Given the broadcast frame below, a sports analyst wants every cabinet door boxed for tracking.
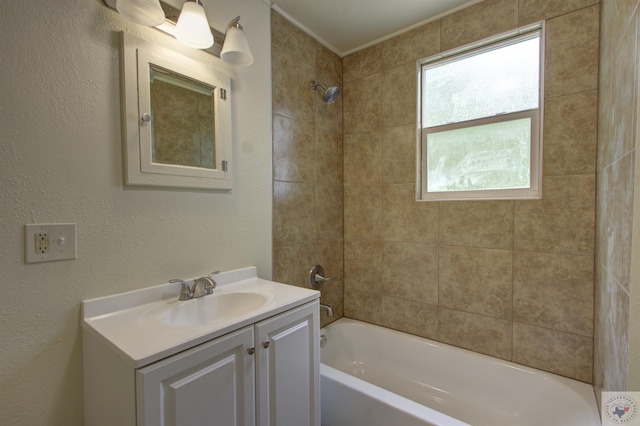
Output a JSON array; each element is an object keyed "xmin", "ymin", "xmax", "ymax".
[
  {"xmin": 137, "ymin": 326, "xmax": 255, "ymax": 426},
  {"xmin": 255, "ymin": 301, "xmax": 320, "ymax": 426}
]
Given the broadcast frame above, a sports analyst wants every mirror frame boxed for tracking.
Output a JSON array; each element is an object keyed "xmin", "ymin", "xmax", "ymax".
[{"xmin": 121, "ymin": 32, "xmax": 232, "ymax": 190}]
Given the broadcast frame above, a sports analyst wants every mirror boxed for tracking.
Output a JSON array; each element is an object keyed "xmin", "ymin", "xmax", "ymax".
[
  {"xmin": 121, "ymin": 32, "xmax": 232, "ymax": 190},
  {"xmin": 150, "ymin": 65, "xmax": 216, "ymax": 170}
]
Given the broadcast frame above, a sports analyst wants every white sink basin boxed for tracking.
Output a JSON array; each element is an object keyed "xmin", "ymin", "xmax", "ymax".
[
  {"xmin": 159, "ymin": 292, "xmax": 271, "ymax": 326},
  {"xmin": 82, "ymin": 267, "xmax": 320, "ymax": 367}
]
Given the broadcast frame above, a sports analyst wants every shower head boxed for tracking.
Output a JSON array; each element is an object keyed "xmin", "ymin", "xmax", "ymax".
[{"xmin": 311, "ymin": 80, "xmax": 341, "ymax": 105}]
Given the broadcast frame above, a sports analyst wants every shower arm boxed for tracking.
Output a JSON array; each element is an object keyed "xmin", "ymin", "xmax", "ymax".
[{"xmin": 311, "ymin": 81, "xmax": 327, "ymax": 91}]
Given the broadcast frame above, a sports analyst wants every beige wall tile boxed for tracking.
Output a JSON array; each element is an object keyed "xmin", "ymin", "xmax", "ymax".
[
  {"xmin": 344, "ymin": 185, "xmax": 383, "ymax": 239},
  {"xmin": 600, "ymin": 144, "xmax": 634, "ymax": 293},
  {"xmin": 545, "ymin": 5, "xmax": 600, "ymax": 98},
  {"xmin": 382, "ymin": 241, "xmax": 439, "ymax": 305},
  {"xmin": 382, "ymin": 124, "xmax": 417, "ymax": 184},
  {"xmin": 344, "ymin": 130, "xmax": 383, "ymax": 185},
  {"xmin": 273, "ymin": 181, "xmax": 316, "ymax": 247},
  {"xmin": 515, "ymin": 174, "xmax": 595, "ymax": 255},
  {"xmin": 440, "ymin": 201, "xmax": 514, "ymax": 249},
  {"xmin": 514, "ymin": 251, "xmax": 594, "ymax": 336},
  {"xmin": 344, "ymin": 239, "xmax": 384, "ymax": 294},
  {"xmin": 317, "ymin": 239, "xmax": 345, "ymax": 326},
  {"xmin": 439, "ymin": 246, "xmax": 513, "ymax": 319},
  {"xmin": 603, "ymin": 16, "xmax": 638, "ymax": 167},
  {"xmin": 317, "ymin": 240, "xmax": 344, "ymax": 284},
  {"xmin": 271, "ymin": 10, "xmax": 316, "ymax": 66},
  {"xmin": 513, "ymin": 323, "xmax": 593, "ymax": 382},
  {"xmin": 343, "ymin": 44, "xmax": 382, "ymax": 82},
  {"xmin": 273, "ymin": 114, "xmax": 315, "ymax": 183},
  {"xmin": 344, "ymin": 73, "xmax": 382, "ymax": 134},
  {"xmin": 382, "ymin": 21, "xmax": 440, "ymax": 68},
  {"xmin": 518, "ymin": 0, "xmax": 599, "ymax": 24},
  {"xmin": 593, "ymin": 263, "xmax": 606, "ymax": 395},
  {"xmin": 382, "ymin": 64, "xmax": 417, "ymax": 128},
  {"xmin": 381, "ymin": 296, "xmax": 438, "ymax": 339},
  {"xmin": 344, "ymin": 289, "xmax": 382, "ymax": 324},
  {"xmin": 316, "ymin": 239, "xmax": 344, "ymax": 282},
  {"xmin": 601, "ymin": 0, "xmax": 638, "ymax": 51},
  {"xmin": 316, "ymin": 184, "xmax": 344, "ymax": 242},
  {"xmin": 382, "ymin": 184, "xmax": 439, "ymax": 243},
  {"xmin": 439, "ymin": 308, "xmax": 512, "ymax": 360},
  {"xmin": 272, "ymin": 12, "xmax": 344, "ymax": 327},
  {"xmin": 316, "ymin": 126, "xmax": 343, "ymax": 185},
  {"xmin": 441, "ymin": 0, "xmax": 518, "ymax": 51},
  {"xmin": 315, "ymin": 89, "xmax": 343, "ymax": 131},
  {"xmin": 273, "ymin": 244, "xmax": 315, "ymax": 288},
  {"xmin": 594, "ymin": 264, "xmax": 630, "ymax": 391},
  {"xmin": 595, "ymin": 0, "xmax": 638, "ymax": 396},
  {"xmin": 544, "ymin": 90, "xmax": 598, "ymax": 175},
  {"xmin": 272, "ymin": 44, "xmax": 315, "ymax": 122},
  {"xmin": 316, "ymin": 43, "xmax": 342, "ymax": 82}
]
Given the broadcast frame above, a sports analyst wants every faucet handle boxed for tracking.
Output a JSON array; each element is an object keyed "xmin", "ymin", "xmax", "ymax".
[
  {"xmin": 170, "ymin": 279, "xmax": 193, "ymax": 301},
  {"xmin": 308, "ymin": 265, "xmax": 336, "ymax": 290},
  {"xmin": 204, "ymin": 271, "xmax": 220, "ymax": 295}
]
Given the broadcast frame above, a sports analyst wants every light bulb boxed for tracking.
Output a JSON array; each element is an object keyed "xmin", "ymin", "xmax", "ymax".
[{"xmin": 174, "ymin": 1, "xmax": 214, "ymax": 49}]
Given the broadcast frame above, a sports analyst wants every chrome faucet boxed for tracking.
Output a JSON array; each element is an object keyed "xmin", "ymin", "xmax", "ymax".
[
  {"xmin": 170, "ymin": 271, "xmax": 219, "ymax": 301},
  {"xmin": 319, "ymin": 303, "xmax": 334, "ymax": 317}
]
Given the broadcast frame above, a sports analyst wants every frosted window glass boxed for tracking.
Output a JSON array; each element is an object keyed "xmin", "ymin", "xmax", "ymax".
[
  {"xmin": 423, "ymin": 37, "xmax": 539, "ymax": 128},
  {"xmin": 427, "ymin": 118, "xmax": 531, "ymax": 192}
]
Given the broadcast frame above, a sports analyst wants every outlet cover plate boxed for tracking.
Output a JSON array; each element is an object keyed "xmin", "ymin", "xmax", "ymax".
[{"xmin": 25, "ymin": 223, "xmax": 77, "ymax": 263}]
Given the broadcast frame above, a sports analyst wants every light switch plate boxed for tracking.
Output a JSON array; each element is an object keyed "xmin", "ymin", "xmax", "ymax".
[{"xmin": 25, "ymin": 223, "xmax": 77, "ymax": 263}]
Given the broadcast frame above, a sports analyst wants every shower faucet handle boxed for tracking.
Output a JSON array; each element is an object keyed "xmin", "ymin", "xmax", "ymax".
[{"xmin": 308, "ymin": 264, "xmax": 336, "ymax": 290}]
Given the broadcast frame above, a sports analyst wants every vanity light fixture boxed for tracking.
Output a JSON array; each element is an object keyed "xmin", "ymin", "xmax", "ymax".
[
  {"xmin": 220, "ymin": 17, "xmax": 254, "ymax": 67},
  {"xmin": 115, "ymin": 0, "xmax": 165, "ymax": 26},
  {"xmin": 174, "ymin": 0, "xmax": 214, "ymax": 49},
  {"xmin": 104, "ymin": 0, "xmax": 254, "ymax": 66}
]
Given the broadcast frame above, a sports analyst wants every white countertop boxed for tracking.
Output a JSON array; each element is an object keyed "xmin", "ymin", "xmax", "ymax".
[{"xmin": 82, "ymin": 267, "xmax": 319, "ymax": 368}]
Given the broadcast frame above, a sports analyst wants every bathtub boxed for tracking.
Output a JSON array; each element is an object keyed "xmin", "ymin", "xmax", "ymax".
[{"xmin": 320, "ymin": 318, "xmax": 600, "ymax": 426}]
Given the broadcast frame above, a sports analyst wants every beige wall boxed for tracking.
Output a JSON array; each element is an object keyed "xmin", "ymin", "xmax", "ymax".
[
  {"xmin": 0, "ymin": 0, "xmax": 273, "ymax": 424},
  {"xmin": 341, "ymin": 0, "xmax": 599, "ymax": 383},
  {"xmin": 271, "ymin": 12, "xmax": 345, "ymax": 327},
  {"xmin": 595, "ymin": 0, "xmax": 640, "ymax": 399}
]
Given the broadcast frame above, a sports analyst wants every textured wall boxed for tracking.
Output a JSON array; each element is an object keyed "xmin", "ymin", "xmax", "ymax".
[
  {"xmin": 0, "ymin": 0, "xmax": 272, "ymax": 424},
  {"xmin": 342, "ymin": 0, "xmax": 599, "ymax": 383},
  {"xmin": 271, "ymin": 12, "xmax": 344, "ymax": 328},
  {"xmin": 595, "ymin": 0, "xmax": 640, "ymax": 400}
]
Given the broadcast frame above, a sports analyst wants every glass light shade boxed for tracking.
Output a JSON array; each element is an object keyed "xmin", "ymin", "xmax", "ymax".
[
  {"xmin": 116, "ymin": 0, "xmax": 165, "ymax": 26},
  {"xmin": 174, "ymin": 1, "xmax": 214, "ymax": 49},
  {"xmin": 220, "ymin": 26, "xmax": 254, "ymax": 66}
]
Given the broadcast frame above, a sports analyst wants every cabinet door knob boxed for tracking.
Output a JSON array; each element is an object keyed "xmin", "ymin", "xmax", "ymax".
[
  {"xmin": 247, "ymin": 347, "xmax": 255, "ymax": 355},
  {"xmin": 262, "ymin": 341, "xmax": 270, "ymax": 349}
]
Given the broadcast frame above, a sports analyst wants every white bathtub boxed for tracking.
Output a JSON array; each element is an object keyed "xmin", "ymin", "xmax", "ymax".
[{"xmin": 320, "ymin": 318, "xmax": 600, "ymax": 426}]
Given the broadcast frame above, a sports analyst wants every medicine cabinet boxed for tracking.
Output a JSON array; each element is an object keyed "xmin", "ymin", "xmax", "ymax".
[{"xmin": 121, "ymin": 32, "xmax": 232, "ymax": 190}]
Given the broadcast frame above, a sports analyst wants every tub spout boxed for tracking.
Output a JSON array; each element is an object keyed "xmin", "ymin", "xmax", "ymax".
[{"xmin": 320, "ymin": 303, "xmax": 334, "ymax": 317}]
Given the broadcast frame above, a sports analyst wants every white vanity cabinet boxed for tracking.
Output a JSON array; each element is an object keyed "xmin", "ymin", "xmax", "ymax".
[
  {"xmin": 136, "ymin": 326, "xmax": 255, "ymax": 426},
  {"xmin": 255, "ymin": 302, "xmax": 320, "ymax": 426},
  {"xmin": 136, "ymin": 302, "xmax": 320, "ymax": 426},
  {"xmin": 82, "ymin": 267, "xmax": 320, "ymax": 426}
]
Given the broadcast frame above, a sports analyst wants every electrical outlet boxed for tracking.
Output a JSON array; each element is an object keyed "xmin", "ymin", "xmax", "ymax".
[
  {"xmin": 35, "ymin": 232, "xmax": 50, "ymax": 254},
  {"xmin": 25, "ymin": 223, "xmax": 77, "ymax": 264}
]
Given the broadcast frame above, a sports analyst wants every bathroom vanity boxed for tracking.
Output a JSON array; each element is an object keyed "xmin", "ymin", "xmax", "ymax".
[{"xmin": 82, "ymin": 267, "xmax": 320, "ymax": 426}]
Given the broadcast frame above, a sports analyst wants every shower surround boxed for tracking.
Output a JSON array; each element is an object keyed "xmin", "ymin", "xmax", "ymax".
[
  {"xmin": 271, "ymin": 11, "xmax": 344, "ymax": 328},
  {"xmin": 272, "ymin": 0, "xmax": 600, "ymax": 383}
]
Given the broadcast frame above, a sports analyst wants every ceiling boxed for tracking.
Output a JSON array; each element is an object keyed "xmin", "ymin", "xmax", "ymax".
[{"xmin": 266, "ymin": 0, "xmax": 480, "ymax": 57}]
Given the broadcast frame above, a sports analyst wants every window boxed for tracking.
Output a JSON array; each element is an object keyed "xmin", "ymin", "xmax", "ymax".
[{"xmin": 417, "ymin": 24, "xmax": 544, "ymax": 201}]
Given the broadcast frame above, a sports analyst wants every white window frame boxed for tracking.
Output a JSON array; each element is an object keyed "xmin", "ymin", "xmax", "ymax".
[{"xmin": 416, "ymin": 22, "xmax": 545, "ymax": 202}]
